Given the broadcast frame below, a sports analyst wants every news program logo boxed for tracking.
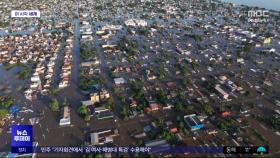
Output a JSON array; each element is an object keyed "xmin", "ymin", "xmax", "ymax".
[
  {"xmin": 11, "ymin": 125, "xmax": 33, "ymax": 153},
  {"xmin": 247, "ymin": 10, "xmax": 270, "ymax": 23}
]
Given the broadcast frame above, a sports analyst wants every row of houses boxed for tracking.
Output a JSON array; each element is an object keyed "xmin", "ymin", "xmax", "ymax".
[
  {"xmin": 80, "ymin": 18, "xmax": 93, "ymax": 41},
  {"xmin": 0, "ymin": 32, "xmax": 68, "ymax": 101},
  {"xmin": 81, "ymin": 88, "xmax": 110, "ymax": 106},
  {"xmin": 24, "ymin": 50, "xmax": 60, "ymax": 99},
  {"xmin": 59, "ymin": 37, "xmax": 73, "ymax": 89},
  {"xmin": 0, "ymin": 33, "xmax": 62, "ymax": 65},
  {"xmin": 21, "ymin": 33, "xmax": 74, "ymax": 99}
]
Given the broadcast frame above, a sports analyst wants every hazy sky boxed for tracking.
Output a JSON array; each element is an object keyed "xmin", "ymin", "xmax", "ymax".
[{"xmin": 222, "ymin": 0, "xmax": 280, "ymax": 11}]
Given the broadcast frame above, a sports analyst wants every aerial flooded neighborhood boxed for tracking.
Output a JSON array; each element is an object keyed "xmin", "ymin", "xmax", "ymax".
[{"xmin": 0, "ymin": 0, "xmax": 280, "ymax": 157}]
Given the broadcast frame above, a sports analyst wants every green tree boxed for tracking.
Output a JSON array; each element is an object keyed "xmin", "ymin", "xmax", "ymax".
[
  {"xmin": 80, "ymin": 44, "xmax": 92, "ymax": 61},
  {"xmin": 63, "ymin": 97, "xmax": 69, "ymax": 106},
  {"xmin": 0, "ymin": 98, "xmax": 13, "ymax": 108},
  {"xmin": 50, "ymin": 99, "xmax": 59, "ymax": 112},
  {"xmin": 219, "ymin": 104, "xmax": 225, "ymax": 112},
  {"xmin": 243, "ymin": 42, "xmax": 252, "ymax": 53},
  {"xmin": 192, "ymin": 34, "xmax": 202, "ymax": 42},
  {"xmin": 0, "ymin": 109, "xmax": 8, "ymax": 119},
  {"xmin": 179, "ymin": 121, "xmax": 185, "ymax": 129},
  {"xmin": 162, "ymin": 130, "xmax": 172, "ymax": 141},
  {"xmin": 186, "ymin": 105, "xmax": 194, "ymax": 112},
  {"xmin": 182, "ymin": 66, "xmax": 190, "ymax": 78},
  {"xmin": 104, "ymin": 97, "xmax": 113, "ymax": 110},
  {"xmin": 84, "ymin": 114, "xmax": 91, "ymax": 122},
  {"xmin": 157, "ymin": 117, "xmax": 164, "ymax": 127},
  {"xmin": 121, "ymin": 105, "xmax": 129, "ymax": 119},
  {"xmin": 217, "ymin": 121, "xmax": 228, "ymax": 130},
  {"xmin": 78, "ymin": 104, "xmax": 88, "ymax": 117},
  {"xmin": 174, "ymin": 103, "xmax": 183, "ymax": 111},
  {"xmin": 191, "ymin": 60, "xmax": 199, "ymax": 70},
  {"xmin": 204, "ymin": 104, "xmax": 214, "ymax": 115},
  {"xmin": 138, "ymin": 28, "xmax": 149, "ymax": 36},
  {"xmin": 17, "ymin": 68, "xmax": 30, "ymax": 79}
]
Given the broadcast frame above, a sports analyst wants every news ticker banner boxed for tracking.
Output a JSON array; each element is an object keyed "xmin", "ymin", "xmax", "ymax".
[
  {"xmin": 11, "ymin": 146, "xmax": 269, "ymax": 154},
  {"xmin": 223, "ymin": 146, "xmax": 269, "ymax": 154},
  {"xmin": 34, "ymin": 146, "xmax": 268, "ymax": 154},
  {"xmin": 10, "ymin": 125, "xmax": 268, "ymax": 155}
]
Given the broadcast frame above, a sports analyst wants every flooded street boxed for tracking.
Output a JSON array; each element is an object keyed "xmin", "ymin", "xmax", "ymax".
[
  {"xmin": 0, "ymin": 0, "xmax": 279, "ymax": 157},
  {"xmin": 0, "ymin": 2, "xmax": 116, "ymax": 153},
  {"xmin": 0, "ymin": 18, "xmax": 88, "ymax": 153}
]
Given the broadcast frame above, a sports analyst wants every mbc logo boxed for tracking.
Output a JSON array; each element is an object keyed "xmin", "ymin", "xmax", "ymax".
[{"xmin": 248, "ymin": 10, "xmax": 269, "ymax": 18}]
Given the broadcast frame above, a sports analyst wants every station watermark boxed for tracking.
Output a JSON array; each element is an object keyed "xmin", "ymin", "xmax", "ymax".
[{"xmin": 247, "ymin": 10, "xmax": 270, "ymax": 23}]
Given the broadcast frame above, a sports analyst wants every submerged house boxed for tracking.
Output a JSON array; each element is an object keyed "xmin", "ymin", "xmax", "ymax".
[
  {"xmin": 59, "ymin": 106, "xmax": 71, "ymax": 126},
  {"xmin": 184, "ymin": 114, "xmax": 204, "ymax": 131}
]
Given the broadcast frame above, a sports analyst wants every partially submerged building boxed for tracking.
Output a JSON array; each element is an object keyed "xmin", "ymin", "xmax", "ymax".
[
  {"xmin": 184, "ymin": 114, "xmax": 204, "ymax": 131},
  {"xmin": 59, "ymin": 106, "xmax": 71, "ymax": 126}
]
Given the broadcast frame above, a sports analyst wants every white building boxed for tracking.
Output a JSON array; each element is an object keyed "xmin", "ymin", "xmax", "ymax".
[
  {"xmin": 215, "ymin": 84, "xmax": 229, "ymax": 100},
  {"xmin": 125, "ymin": 19, "xmax": 147, "ymax": 27},
  {"xmin": 114, "ymin": 77, "xmax": 125, "ymax": 85}
]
